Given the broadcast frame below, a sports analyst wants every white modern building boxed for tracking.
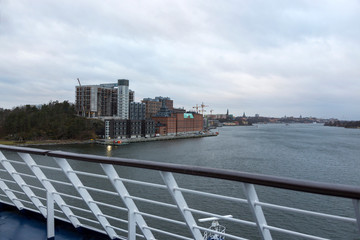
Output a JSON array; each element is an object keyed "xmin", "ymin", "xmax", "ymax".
[{"xmin": 117, "ymin": 79, "xmax": 129, "ymax": 119}]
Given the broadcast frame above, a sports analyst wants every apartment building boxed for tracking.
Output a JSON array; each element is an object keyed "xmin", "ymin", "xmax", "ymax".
[
  {"xmin": 142, "ymin": 96, "xmax": 173, "ymax": 119},
  {"xmin": 75, "ymin": 79, "xmax": 131, "ymax": 119}
]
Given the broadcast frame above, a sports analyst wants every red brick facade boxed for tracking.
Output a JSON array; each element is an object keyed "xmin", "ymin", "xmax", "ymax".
[{"xmin": 152, "ymin": 113, "xmax": 203, "ymax": 135}]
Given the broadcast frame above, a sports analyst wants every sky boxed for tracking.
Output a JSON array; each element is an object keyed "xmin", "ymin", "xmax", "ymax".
[{"xmin": 0, "ymin": 0, "xmax": 359, "ymax": 120}]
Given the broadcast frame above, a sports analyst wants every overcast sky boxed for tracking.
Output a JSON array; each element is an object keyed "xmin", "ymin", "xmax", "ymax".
[{"xmin": 1, "ymin": 0, "xmax": 359, "ymax": 119}]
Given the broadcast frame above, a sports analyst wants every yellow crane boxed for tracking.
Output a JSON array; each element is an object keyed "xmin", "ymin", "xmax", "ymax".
[
  {"xmin": 193, "ymin": 104, "xmax": 200, "ymax": 113},
  {"xmin": 199, "ymin": 102, "xmax": 209, "ymax": 115}
]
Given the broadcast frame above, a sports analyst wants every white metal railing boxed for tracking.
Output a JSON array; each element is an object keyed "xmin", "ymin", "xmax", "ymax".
[{"xmin": 0, "ymin": 144, "xmax": 359, "ymax": 240}]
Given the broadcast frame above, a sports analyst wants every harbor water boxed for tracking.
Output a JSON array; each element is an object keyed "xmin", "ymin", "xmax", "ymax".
[{"xmin": 38, "ymin": 124, "xmax": 360, "ymax": 239}]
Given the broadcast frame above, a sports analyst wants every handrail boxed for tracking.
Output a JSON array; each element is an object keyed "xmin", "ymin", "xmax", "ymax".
[
  {"xmin": 1, "ymin": 144, "xmax": 360, "ymax": 239},
  {"xmin": 1, "ymin": 144, "xmax": 360, "ymax": 200}
]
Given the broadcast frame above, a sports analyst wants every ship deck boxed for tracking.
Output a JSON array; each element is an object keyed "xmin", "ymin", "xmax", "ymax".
[{"xmin": 0, "ymin": 203, "xmax": 110, "ymax": 240}]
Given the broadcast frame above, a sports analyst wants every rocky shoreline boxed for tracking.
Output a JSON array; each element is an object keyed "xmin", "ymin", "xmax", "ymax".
[{"xmin": 324, "ymin": 121, "xmax": 360, "ymax": 129}]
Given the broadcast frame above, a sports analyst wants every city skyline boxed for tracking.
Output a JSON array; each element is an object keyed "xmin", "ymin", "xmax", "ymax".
[{"xmin": 1, "ymin": 1, "xmax": 360, "ymax": 120}]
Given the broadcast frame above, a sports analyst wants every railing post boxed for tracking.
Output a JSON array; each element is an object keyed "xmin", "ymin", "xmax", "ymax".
[
  {"xmin": 101, "ymin": 163, "xmax": 155, "ymax": 240},
  {"xmin": 353, "ymin": 199, "xmax": 360, "ymax": 233},
  {"xmin": 54, "ymin": 158, "xmax": 117, "ymax": 239},
  {"xmin": 19, "ymin": 152, "xmax": 81, "ymax": 228},
  {"xmin": 243, "ymin": 183, "xmax": 272, "ymax": 240},
  {"xmin": 47, "ymin": 191, "xmax": 55, "ymax": 240},
  {"xmin": 128, "ymin": 208, "xmax": 136, "ymax": 240},
  {"xmin": 160, "ymin": 171, "xmax": 203, "ymax": 240}
]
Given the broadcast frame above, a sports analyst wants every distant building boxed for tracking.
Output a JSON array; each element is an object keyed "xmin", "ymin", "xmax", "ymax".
[
  {"xmin": 75, "ymin": 79, "xmax": 132, "ymax": 119},
  {"xmin": 154, "ymin": 101, "xmax": 172, "ymax": 117},
  {"xmin": 172, "ymin": 108, "xmax": 186, "ymax": 114},
  {"xmin": 154, "ymin": 96, "xmax": 173, "ymax": 110},
  {"xmin": 152, "ymin": 112, "xmax": 203, "ymax": 136},
  {"xmin": 104, "ymin": 118, "xmax": 128, "ymax": 139},
  {"xmin": 142, "ymin": 96, "xmax": 173, "ymax": 119},
  {"xmin": 104, "ymin": 118, "xmax": 155, "ymax": 139},
  {"xmin": 142, "ymin": 98, "xmax": 162, "ymax": 119},
  {"xmin": 75, "ymin": 85, "xmax": 117, "ymax": 117},
  {"xmin": 153, "ymin": 115, "xmax": 177, "ymax": 135},
  {"xmin": 142, "ymin": 120, "xmax": 155, "ymax": 138},
  {"xmin": 175, "ymin": 112, "xmax": 203, "ymax": 134},
  {"xmin": 117, "ymin": 79, "xmax": 129, "ymax": 119},
  {"xmin": 129, "ymin": 102, "xmax": 146, "ymax": 120},
  {"xmin": 129, "ymin": 90, "xmax": 135, "ymax": 103},
  {"xmin": 128, "ymin": 120, "xmax": 142, "ymax": 138}
]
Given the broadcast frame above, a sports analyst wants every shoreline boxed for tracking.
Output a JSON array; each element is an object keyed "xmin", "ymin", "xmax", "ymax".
[
  {"xmin": 0, "ymin": 139, "xmax": 93, "ymax": 147},
  {"xmin": 0, "ymin": 132, "xmax": 218, "ymax": 147},
  {"xmin": 97, "ymin": 132, "xmax": 218, "ymax": 145}
]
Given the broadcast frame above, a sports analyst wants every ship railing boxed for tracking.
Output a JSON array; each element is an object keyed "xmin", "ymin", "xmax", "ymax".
[{"xmin": 0, "ymin": 144, "xmax": 359, "ymax": 240}]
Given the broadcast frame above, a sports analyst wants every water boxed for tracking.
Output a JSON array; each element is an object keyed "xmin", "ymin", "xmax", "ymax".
[
  {"xmin": 43, "ymin": 123, "xmax": 360, "ymax": 185},
  {"xmin": 37, "ymin": 124, "xmax": 360, "ymax": 239}
]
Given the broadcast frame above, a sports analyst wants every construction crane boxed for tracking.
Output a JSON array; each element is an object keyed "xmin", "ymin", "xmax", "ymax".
[
  {"xmin": 77, "ymin": 78, "xmax": 85, "ymax": 117},
  {"xmin": 193, "ymin": 104, "xmax": 200, "ymax": 113},
  {"xmin": 199, "ymin": 102, "xmax": 209, "ymax": 115}
]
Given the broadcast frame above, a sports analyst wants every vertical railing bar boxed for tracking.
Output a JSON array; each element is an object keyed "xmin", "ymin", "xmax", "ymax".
[
  {"xmin": 128, "ymin": 208, "xmax": 136, "ymax": 240},
  {"xmin": 47, "ymin": 191, "xmax": 55, "ymax": 240},
  {"xmin": 243, "ymin": 183, "xmax": 272, "ymax": 240},
  {"xmin": 101, "ymin": 163, "xmax": 155, "ymax": 240},
  {"xmin": 353, "ymin": 199, "xmax": 360, "ymax": 233},
  {"xmin": 19, "ymin": 153, "xmax": 81, "ymax": 228},
  {"xmin": 160, "ymin": 171, "xmax": 203, "ymax": 240},
  {"xmin": 55, "ymin": 157, "xmax": 117, "ymax": 239}
]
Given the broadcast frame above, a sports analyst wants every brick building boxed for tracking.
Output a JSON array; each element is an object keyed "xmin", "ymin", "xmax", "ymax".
[
  {"xmin": 175, "ymin": 112, "xmax": 203, "ymax": 134},
  {"xmin": 142, "ymin": 96, "xmax": 173, "ymax": 119},
  {"xmin": 152, "ymin": 112, "xmax": 203, "ymax": 136}
]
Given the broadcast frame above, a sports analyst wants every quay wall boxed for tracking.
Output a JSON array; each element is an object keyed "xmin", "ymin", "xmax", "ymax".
[{"xmin": 97, "ymin": 132, "xmax": 217, "ymax": 145}]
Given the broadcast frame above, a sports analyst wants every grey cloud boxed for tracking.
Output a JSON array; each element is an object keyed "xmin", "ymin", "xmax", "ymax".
[{"xmin": 0, "ymin": 0, "xmax": 359, "ymax": 119}]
